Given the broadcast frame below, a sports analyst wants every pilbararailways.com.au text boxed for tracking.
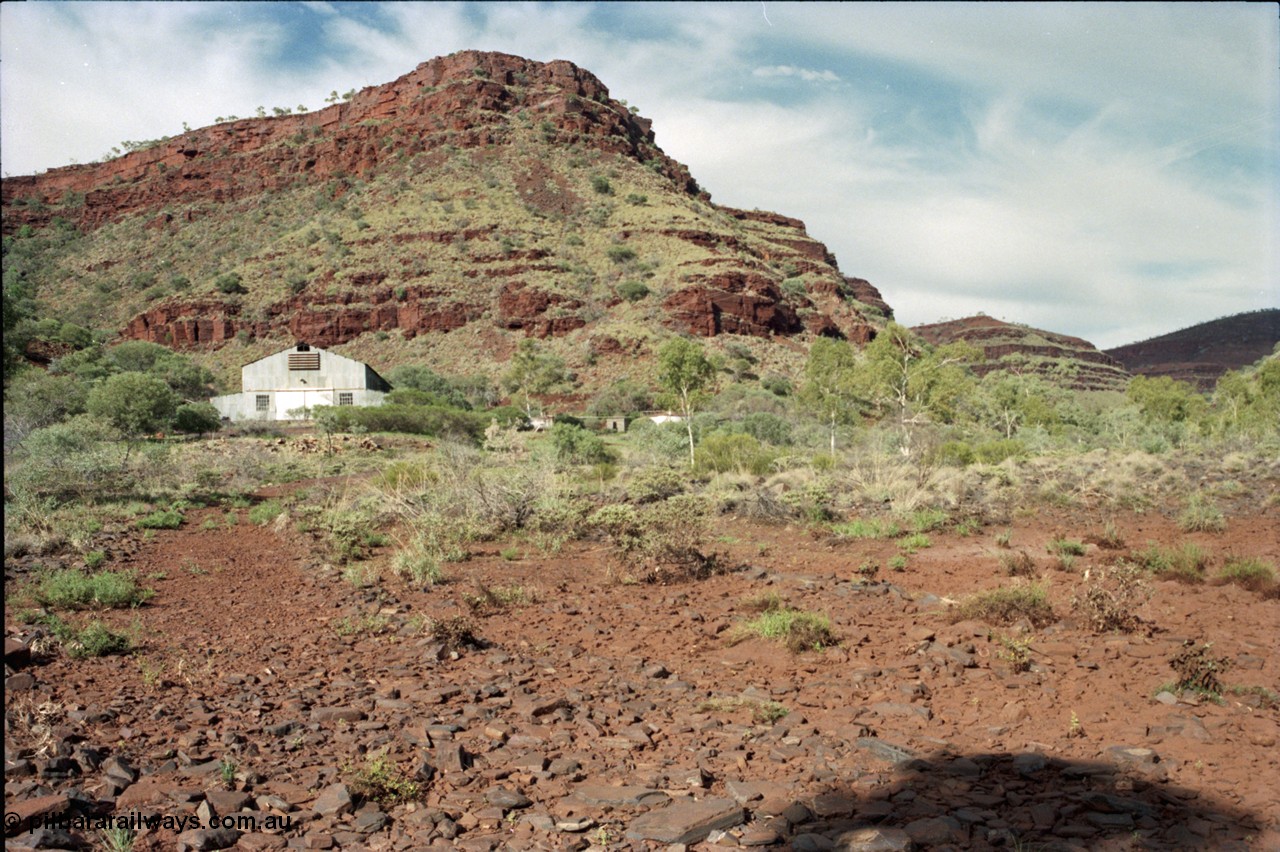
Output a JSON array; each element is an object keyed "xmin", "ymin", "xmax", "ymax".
[{"xmin": 5, "ymin": 810, "xmax": 294, "ymax": 834}]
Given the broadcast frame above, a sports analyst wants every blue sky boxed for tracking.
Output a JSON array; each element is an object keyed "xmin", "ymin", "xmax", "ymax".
[{"xmin": 2, "ymin": 2, "xmax": 1276, "ymax": 349}]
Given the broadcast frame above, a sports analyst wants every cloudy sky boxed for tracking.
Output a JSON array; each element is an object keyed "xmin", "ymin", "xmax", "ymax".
[{"xmin": 2, "ymin": 2, "xmax": 1276, "ymax": 348}]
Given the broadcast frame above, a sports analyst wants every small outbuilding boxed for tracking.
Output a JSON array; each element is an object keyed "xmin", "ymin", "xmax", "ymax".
[{"xmin": 210, "ymin": 343, "xmax": 391, "ymax": 421}]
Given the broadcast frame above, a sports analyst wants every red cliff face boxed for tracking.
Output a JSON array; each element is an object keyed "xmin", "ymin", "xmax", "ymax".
[
  {"xmin": 4, "ymin": 50, "xmax": 891, "ymax": 360},
  {"xmin": 1, "ymin": 50, "xmax": 700, "ymax": 234}
]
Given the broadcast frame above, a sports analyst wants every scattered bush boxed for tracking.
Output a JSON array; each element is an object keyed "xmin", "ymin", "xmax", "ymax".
[
  {"xmin": 697, "ymin": 696, "xmax": 789, "ymax": 725},
  {"xmin": 247, "ymin": 500, "xmax": 284, "ymax": 526},
  {"xmin": 137, "ymin": 508, "xmax": 183, "ymax": 529},
  {"xmin": 1178, "ymin": 492, "xmax": 1226, "ymax": 533},
  {"xmin": 739, "ymin": 591, "xmax": 784, "ymax": 614},
  {"xmin": 1138, "ymin": 542, "xmax": 1209, "ymax": 583},
  {"xmin": 606, "ymin": 245, "xmax": 636, "ymax": 263},
  {"xmin": 999, "ymin": 550, "xmax": 1038, "ymax": 577},
  {"xmin": 899, "ymin": 533, "xmax": 931, "ymax": 553},
  {"xmin": 1216, "ymin": 556, "xmax": 1276, "ymax": 592},
  {"xmin": 1071, "ymin": 566, "xmax": 1149, "ymax": 634},
  {"xmin": 591, "ymin": 494, "xmax": 712, "ymax": 581},
  {"xmin": 550, "ymin": 422, "xmax": 616, "ymax": 465},
  {"xmin": 952, "ymin": 582, "xmax": 1055, "ymax": 627},
  {"xmin": 347, "ymin": 754, "xmax": 423, "ymax": 805},
  {"xmin": 618, "ymin": 280, "xmax": 650, "ymax": 301},
  {"xmin": 36, "ymin": 614, "xmax": 134, "ymax": 659},
  {"xmin": 831, "ymin": 518, "xmax": 902, "ymax": 540},
  {"xmin": 1168, "ymin": 640, "xmax": 1230, "ymax": 697},
  {"xmin": 732, "ymin": 608, "xmax": 836, "ymax": 653},
  {"xmin": 30, "ymin": 569, "xmax": 154, "ymax": 609},
  {"xmin": 173, "ymin": 402, "xmax": 222, "ymax": 435},
  {"xmin": 426, "ymin": 616, "xmax": 481, "ymax": 653},
  {"xmin": 695, "ymin": 432, "xmax": 777, "ymax": 476}
]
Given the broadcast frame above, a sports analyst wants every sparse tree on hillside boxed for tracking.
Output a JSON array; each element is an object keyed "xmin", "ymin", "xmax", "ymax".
[
  {"xmin": 799, "ymin": 337, "xmax": 861, "ymax": 453},
  {"xmin": 657, "ymin": 337, "xmax": 715, "ymax": 466},
  {"xmin": 854, "ymin": 322, "xmax": 977, "ymax": 455},
  {"xmin": 502, "ymin": 339, "xmax": 567, "ymax": 418},
  {"xmin": 1126, "ymin": 375, "xmax": 1206, "ymax": 424}
]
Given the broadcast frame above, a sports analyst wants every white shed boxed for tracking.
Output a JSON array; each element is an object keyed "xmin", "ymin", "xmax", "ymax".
[{"xmin": 210, "ymin": 343, "xmax": 392, "ymax": 421}]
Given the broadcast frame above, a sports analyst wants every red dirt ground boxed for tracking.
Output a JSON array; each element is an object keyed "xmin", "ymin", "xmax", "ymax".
[{"xmin": 5, "ymin": 479, "xmax": 1279, "ymax": 851}]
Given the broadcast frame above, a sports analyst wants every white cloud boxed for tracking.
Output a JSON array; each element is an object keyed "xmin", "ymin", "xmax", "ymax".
[{"xmin": 752, "ymin": 65, "xmax": 840, "ymax": 83}]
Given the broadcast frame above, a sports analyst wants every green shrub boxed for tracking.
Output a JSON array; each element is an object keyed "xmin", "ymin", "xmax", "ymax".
[
  {"xmin": 65, "ymin": 620, "xmax": 134, "ymax": 658},
  {"xmin": 137, "ymin": 508, "xmax": 183, "ymax": 529},
  {"xmin": 347, "ymin": 754, "xmax": 423, "ymax": 806},
  {"xmin": 315, "ymin": 404, "xmax": 485, "ymax": 441},
  {"xmin": 590, "ymin": 494, "xmax": 711, "ymax": 580},
  {"xmin": 1216, "ymin": 556, "xmax": 1276, "ymax": 592},
  {"xmin": 733, "ymin": 609, "xmax": 836, "ymax": 653},
  {"xmin": 952, "ymin": 582, "xmax": 1055, "ymax": 627},
  {"xmin": 173, "ymin": 403, "xmax": 222, "ymax": 435},
  {"xmin": 84, "ymin": 550, "xmax": 107, "ymax": 569},
  {"xmin": 248, "ymin": 500, "xmax": 284, "ymax": 526},
  {"xmin": 1047, "ymin": 537, "xmax": 1086, "ymax": 557},
  {"xmin": 31, "ymin": 569, "xmax": 154, "ymax": 609},
  {"xmin": 623, "ymin": 467, "xmax": 686, "ymax": 503},
  {"xmin": 606, "ymin": 245, "xmax": 636, "ymax": 263},
  {"xmin": 87, "ymin": 372, "xmax": 178, "ymax": 439},
  {"xmin": 549, "ymin": 422, "xmax": 615, "ymax": 465},
  {"xmin": 1138, "ymin": 542, "xmax": 1209, "ymax": 583},
  {"xmin": 1178, "ymin": 492, "xmax": 1226, "ymax": 533},
  {"xmin": 618, "ymin": 280, "xmax": 650, "ymax": 301},
  {"xmin": 34, "ymin": 613, "xmax": 134, "ymax": 659},
  {"xmin": 590, "ymin": 175, "xmax": 613, "ymax": 195},
  {"xmin": 973, "ymin": 439, "xmax": 1026, "ymax": 465},
  {"xmin": 779, "ymin": 277, "xmax": 806, "ymax": 296},
  {"xmin": 907, "ymin": 508, "xmax": 948, "ymax": 533},
  {"xmin": 695, "ymin": 432, "xmax": 777, "ymax": 476},
  {"xmin": 214, "ymin": 272, "xmax": 247, "ymax": 294},
  {"xmin": 899, "ymin": 532, "xmax": 931, "ymax": 553}
]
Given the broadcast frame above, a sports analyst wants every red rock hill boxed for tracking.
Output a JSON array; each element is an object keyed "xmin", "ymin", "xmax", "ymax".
[
  {"xmin": 912, "ymin": 315, "xmax": 1129, "ymax": 392},
  {"xmin": 1105, "ymin": 309, "xmax": 1279, "ymax": 390},
  {"xmin": 2, "ymin": 51, "xmax": 889, "ymax": 373}
]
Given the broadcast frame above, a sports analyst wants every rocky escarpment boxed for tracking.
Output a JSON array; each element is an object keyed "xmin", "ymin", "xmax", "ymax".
[
  {"xmin": 913, "ymin": 316, "xmax": 1130, "ymax": 392},
  {"xmin": 1, "ymin": 50, "xmax": 699, "ymax": 234},
  {"xmin": 4, "ymin": 51, "xmax": 890, "ymax": 380},
  {"xmin": 1105, "ymin": 309, "xmax": 1279, "ymax": 390}
]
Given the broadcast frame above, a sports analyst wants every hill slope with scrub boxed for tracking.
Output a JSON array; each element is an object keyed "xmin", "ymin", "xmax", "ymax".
[{"xmin": 2, "ymin": 50, "xmax": 889, "ymax": 393}]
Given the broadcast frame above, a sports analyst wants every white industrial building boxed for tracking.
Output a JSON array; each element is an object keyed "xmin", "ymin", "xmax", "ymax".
[{"xmin": 210, "ymin": 343, "xmax": 392, "ymax": 421}]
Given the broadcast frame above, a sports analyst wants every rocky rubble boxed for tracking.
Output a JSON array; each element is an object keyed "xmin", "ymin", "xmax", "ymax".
[{"xmin": 5, "ymin": 499, "xmax": 1278, "ymax": 850}]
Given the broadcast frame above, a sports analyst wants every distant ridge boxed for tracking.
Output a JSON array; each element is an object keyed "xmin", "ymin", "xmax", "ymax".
[
  {"xmin": 1105, "ymin": 309, "xmax": 1279, "ymax": 390},
  {"xmin": 911, "ymin": 315, "xmax": 1129, "ymax": 392}
]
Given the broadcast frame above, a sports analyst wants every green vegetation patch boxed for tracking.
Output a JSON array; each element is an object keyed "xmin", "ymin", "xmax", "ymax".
[
  {"xmin": 1138, "ymin": 542, "xmax": 1210, "ymax": 583},
  {"xmin": 733, "ymin": 608, "xmax": 836, "ymax": 653},
  {"xmin": 30, "ymin": 568, "xmax": 155, "ymax": 610},
  {"xmin": 1216, "ymin": 556, "xmax": 1276, "ymax": 592},
  {"xmin": 952, "ymin": 582, "xmax": 1055, "ymax": 627},
  {"xmin": 247, "ymin": 499, "xmax": 284, "ymax": 526},
  {"xmin": 347, "ymin": 754, "xmax": 423, "ymax": 806}
]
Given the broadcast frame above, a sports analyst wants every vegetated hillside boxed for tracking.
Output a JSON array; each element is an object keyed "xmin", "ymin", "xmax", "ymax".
[
  {"xmin": 1105, "ymin": 309, "xmax": 1280, "ymax": 391},
  {"xmin": 911, "ymin": 315, "xmax": 1129, "ymax": 392},
  {"xmin": 1, "ymin": 50, "xmax": 890, "ymax": 392}
]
